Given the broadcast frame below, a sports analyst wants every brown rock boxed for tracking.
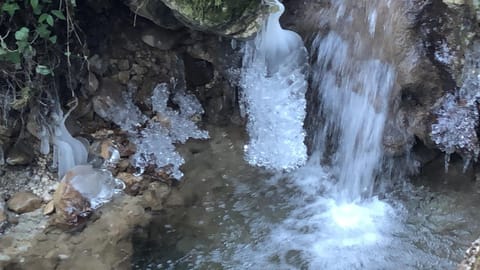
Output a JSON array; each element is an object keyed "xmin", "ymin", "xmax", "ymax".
[
  {"xmin": 117, "ymin": 172, "xmax": 145, "ymax": 195},
  {"xmin": 43, "ymin": 200, "xmax": 55, "ymax": 215},
  {"xmin": 53, "ymin": 178, "xmax": 92, "ymax": 225},
  {"xmin": 0, "ymin": 201, "xmax": 7, "ymax": 223},
  {"xmin": 7, "ymin": 192, "xmax": 42, "ymax": 213},
  {"xmin": 117, "ymin": 71, "xmax": 130, "ymax": 85}
]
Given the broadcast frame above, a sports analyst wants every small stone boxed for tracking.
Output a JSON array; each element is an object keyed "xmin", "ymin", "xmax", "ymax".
[
  {"xmin": 131, "ymin": 64, "xmax": 147, "ymax": 75},
  {"xmin": 88, "ymin": 72, "xmax": 99, "ymax": 95},
  {"xmin": 7, "ymin": 192, "xmax": 42, "ymax": 214},
  {"xmin": 0, "ymin": 201, "xmax": 7, "ymax": 224},
  {"xmin": 118, "ymin": 59, "xmax": 130, "ymax": 71},
  {"xmin": 53, "ymin": 180, "xmax": 91, "ymax": 226},
  {"xmin": 43, "ymin": 200, "xmax": 55, "ymax": 215},
  {"xmin": 117, "ymin": 71, "xmax": 130, "ymax": 85}
]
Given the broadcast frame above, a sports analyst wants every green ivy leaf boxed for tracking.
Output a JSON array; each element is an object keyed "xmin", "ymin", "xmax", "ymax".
[
  {"xmin": 36, "ymin": 24, "xmax": 51, "ymax": 39},
  {"xmin": 15, "ymin": 27, "xmax": 30, "ymax": 41},
  {"xmin": 51, "ymin": 10, "xmax": 66, "ymax": 20},
  {"xmin": 46, "ymin": 15, "xmax": 54, "ymax": 26},
  {"xmin": 49, "ymin": 35, "xmax": 57, "ymax": 44},
  {"xmin": 0, "ymin": 51, "xmax": 21, "ymax": 64},
  {"xmin": 30, "ymin": 0, "xmax": 39, "ymax": 9},
  {"xmin": 1, "ymin": 3, "xmax": 20, "ymax": 17},
  {"xmin": 38, "ymin": 13, "xmax": 49, "ymax": 23},
  {"xmin": 35, "ymin": 65, "xmax": 51, "ymax": 75}
]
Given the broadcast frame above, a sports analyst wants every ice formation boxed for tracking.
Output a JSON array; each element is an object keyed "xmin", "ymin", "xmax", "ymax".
[
  {"xmin": 431, "ymin": 42, "xmax": 480, "ymax": 169},
  {"xmin": 100, "ymin": 83, "xmax": 208, "ymax": 179},
  {"xmin": 40, "ymin": 101, "xmax": 89, "ymax": 179},
  {"xmin": 240, "ymin": 0, "xmax": 308, "ymax": 171},
  {"xmin": 65, "ymin": 165, "xmax": 123, "ymax": 209}
]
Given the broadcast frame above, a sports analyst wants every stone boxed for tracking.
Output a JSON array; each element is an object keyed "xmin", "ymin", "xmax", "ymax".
[
  {"xmin": 117, "ymin": 172, "xmax": 145, "ymax": 195},
  {"xmin": 127, "ymin": 0, "xmax": 184, "ymax": 30},
  {"xmin": 43, "ymin": 200, "xmax": 55, "ymax": 215},
  {"xmin": 87, "ymin": 72, "xmax": 99, "ymax": 95},
  {"xmin": 53, "ymin": 180, "xmax": 92, "ymax": 226},
  {"xmin": 0, "ymin": 201, "xmax": 7, "ymax": 224},
  {"xmin": 6, "ymin": 141, "xmax": 34, "ymax": 166},
  {"xmin": 141, "ymin": 27, "xmax": 181, "ymax": 50},
  {"xmin": 7, "ymin": 192, "xmax": 42, "ymax": 214},
  {"xmin": 88, "ymin": 54, "xmax": 108, "ymax": 76},
  {"xmin": 117, "ymin": 71, "xmax": 130, "ymax": 85},
  {"xmin": 118, "ymin": 59, "xmax": 130, "ymax": 71}
]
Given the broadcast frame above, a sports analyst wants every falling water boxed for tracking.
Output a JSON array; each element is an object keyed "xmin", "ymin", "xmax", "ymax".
[{"xmin": 133, "ymin": 1, "xmax": 479, "ymax": 269}]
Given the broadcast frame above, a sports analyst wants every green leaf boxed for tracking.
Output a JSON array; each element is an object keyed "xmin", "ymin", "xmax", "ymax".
[
  {"xmin": 49, "ymin": 35, "xmax": 57, "ymax": 44},
  {"xmin": 36, "ymin": 24, "xmax": 51, "ymax": 39},
  {"xmin": 38, "ymin": 13, "xmax": 49, "ymax": 23},
  {"xmin": 16, "ymin": 40, "xmax": 29, "ymax": 51},
  {"xmin": 35, "ymin": 65, "xmax": 51, "ymax": 75},
  {"xmin": 0, "ymin": 51, "xmax": 21, "ymax": 64},
  {"xmin": 51, "ymin": 10, "xmax": 66, "ymax": 20},
  {"xmin": 0, "ymin": 47, "xmax": 6, "ymax": 56},
  {"xmin": 46, "ymin": 15, "xmax": 54, "ymax": 26},
  {"xmin": 1, "ymin": 3, "xmax": 20, "ymax": 17},
  {"xmin": 30, "ymin": 0, "xmax": 39, "ymax": 9},
  {"xmin": 15, "ymin": 27, "xmax": 30, "ymax": 41}
]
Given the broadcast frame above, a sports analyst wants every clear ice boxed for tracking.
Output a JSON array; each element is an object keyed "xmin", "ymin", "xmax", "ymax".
[
  {"xmin": 240, "ymin": 0, "xmax": 308, "ymax": 171},
  {"xmin": 101, "ymin": 82, "xmax": 208, "ymax": 179}
]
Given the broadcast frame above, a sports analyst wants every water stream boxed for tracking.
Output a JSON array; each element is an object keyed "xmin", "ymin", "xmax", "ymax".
[{"xmin": 132, "ymin": 1, "xmax": 480, "ymax": 269}]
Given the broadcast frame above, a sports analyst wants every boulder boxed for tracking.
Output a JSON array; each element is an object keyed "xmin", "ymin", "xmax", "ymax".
[{"xmin": 128, "ymin": 0, "xmax": 268, "ymax": 38}]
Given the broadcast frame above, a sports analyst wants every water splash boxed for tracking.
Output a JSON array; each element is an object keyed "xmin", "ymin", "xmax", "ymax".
[{"xmin": 240, "ymin": 0, "xmax": 308, "ymax": 171}]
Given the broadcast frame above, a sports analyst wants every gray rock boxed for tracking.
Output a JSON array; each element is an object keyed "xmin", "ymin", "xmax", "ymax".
[
  {"xmin": 7, "ymin": 192, "xmax": 42, "ymax": 214},
  {"xmin": 141, "ymin": 27, "xmax": 181, "ymax": 50}
]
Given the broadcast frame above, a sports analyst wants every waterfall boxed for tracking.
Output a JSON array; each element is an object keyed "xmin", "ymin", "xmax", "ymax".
[
  {"xmin": 310, "ymin": 1, "xmax": 397, "ymax": 202},
  {"xmin": 240, "ymin": 0, "xmax": 308, "ymax": 171}
]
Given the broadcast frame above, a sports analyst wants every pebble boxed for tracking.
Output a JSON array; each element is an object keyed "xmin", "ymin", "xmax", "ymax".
[{"xmin": 7, "ymin": 192, "xmax": 42, "ymax": 214}]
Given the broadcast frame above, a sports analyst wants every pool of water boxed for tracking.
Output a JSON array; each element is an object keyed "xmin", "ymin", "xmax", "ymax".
[{"xmin": 131, "ymin": 127, "xmax": 480, "ymax": 270}]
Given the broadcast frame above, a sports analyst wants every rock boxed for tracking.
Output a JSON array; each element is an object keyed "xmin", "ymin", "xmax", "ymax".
[
  {"xmin": 118, "ymin": 59, "xmax": 130, "ymax": 71},
  {"xmin": 458, "ymin": 238, "xmax": 480, "ymax": 270},
  {"xmin": 88, "ymin": 54, "xmax": 108, "ymax": 76},
  {"xmin": 7, "ymin": 192, "xmax": 42, "ymax": 214},
  {"xmin": 127, "ymin": 0, "xmax": 184, "ymax": 30},
  {"xmin": 0, "ymin": 201, "xmax": 7, "ymax": 224},
  {"xmin": 129, "ymin": 0, "xmax": 267, "ymax": 38},
  {"xmin": 87, "ymin": 72, "xmax": 99, "ymax": 95},
  {"xmin": 184, "ymin": 54, "xmax": 214, "ymax": 87},
  {"xmin": 117, "ymin": 172, "xmax": 145, "ymax": 195},
  {"xmin": 141, "ymin": 27, "xmax": 182, "ymax": 50},
  {"xmin": 141, "ymin": 182, "xmax": 170, "ymax": 210},
  {"xmin": 117, "ymin": 71, "xmax": 130, "ymax": 85},
  {"xmin": 6, "ymin": 141, "xmax": 34, "ymax": 166},
  {"xmin": 43, "ymin": 200, "xmax": 55, "ymax": 215},
  {"xmin": 53, "ymin": 180, "xmax": 92, "ymax": 225}
]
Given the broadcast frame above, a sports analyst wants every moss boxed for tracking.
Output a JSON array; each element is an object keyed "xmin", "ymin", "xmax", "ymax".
[{"xmin": 160, "ymin": 0, "xmax": 264, "ymax": 38}]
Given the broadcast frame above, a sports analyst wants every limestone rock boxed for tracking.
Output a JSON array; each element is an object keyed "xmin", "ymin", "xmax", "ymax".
[{"xmin": 7, "ymin": 192, "xmax": 42, "ymax": 214}]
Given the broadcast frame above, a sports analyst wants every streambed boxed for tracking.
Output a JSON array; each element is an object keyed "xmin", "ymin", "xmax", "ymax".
[{"xmin": 131, "ymin": 127, "xmax": 480, "ymax": 270}]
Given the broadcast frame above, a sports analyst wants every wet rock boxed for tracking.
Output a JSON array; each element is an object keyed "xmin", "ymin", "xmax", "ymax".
[
  {"xmin": 117, "ymin": 172, "xmax": 145, "ymax": 195},
  {"xmin": 53, "ymin": 180, "xmax": 92, "ymax": 226},
  {"xmin": 141, "ymin": 182, "xmax": 170, "ymax": 211},
  {"xmin": 7, "ymin": 192, "xmax": 42, "ymax": 214}
]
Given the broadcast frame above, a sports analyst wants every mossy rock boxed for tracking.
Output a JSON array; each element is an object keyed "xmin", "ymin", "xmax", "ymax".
[{"xmin": 130, "ymin": 0, "xmax": 267, "ymax": 38}]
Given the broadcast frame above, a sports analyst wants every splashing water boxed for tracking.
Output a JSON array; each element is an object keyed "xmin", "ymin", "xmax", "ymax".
[{"xmin": 240, "ymin": 0, "xmax": 308, "ymax": 171}]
